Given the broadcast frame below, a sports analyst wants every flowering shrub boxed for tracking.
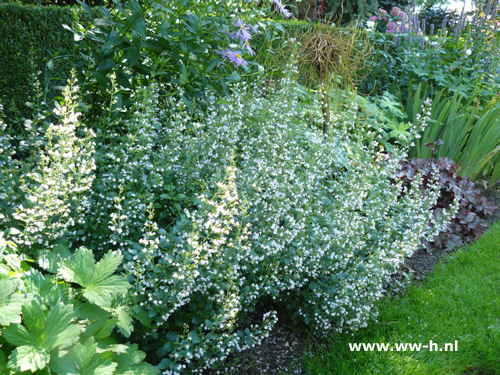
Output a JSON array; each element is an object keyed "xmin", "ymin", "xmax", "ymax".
[
  {"xmin": 1, "ymin": 61, "xmax": 459, "ymax": 373},
  {"xmin": 368, "ymin": 7, "xmax": 409, "ymax": 34},
  {"xmin": 14, "ymin": 85, "xmax": 95, "ymax": 252}
]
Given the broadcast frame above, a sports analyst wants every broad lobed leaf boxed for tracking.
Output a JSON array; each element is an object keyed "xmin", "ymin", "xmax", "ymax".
[{"xmin": 0, "ymin": 278, "xmax": 25, "ymax": 326}]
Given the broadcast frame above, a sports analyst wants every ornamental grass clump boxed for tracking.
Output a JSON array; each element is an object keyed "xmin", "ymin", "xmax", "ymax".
[{"xmin": 296, "ymin": 21, "xmax": 372, "ymax": 134}]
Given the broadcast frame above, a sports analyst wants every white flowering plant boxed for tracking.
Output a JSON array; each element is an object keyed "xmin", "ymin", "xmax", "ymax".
[{"xmin": 0, "ymin": 61, "xmax": 457, "ymax": 374}]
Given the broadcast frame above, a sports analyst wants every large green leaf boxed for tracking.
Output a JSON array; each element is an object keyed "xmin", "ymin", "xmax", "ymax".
[
  {"xmin": 21, "ymin": 270, "xmax": 68, "ymax": 307},
  {"xmin": 0, "ymin": 349, "xmax": 7, "ymax": 373},
  {"xmin": 2, "ymin": 324, "xmax": 36, "ymax": 347},
  {"xmin": 37, "ymin": 242, "xmax": 72, "ymax": 274},
  {"xmin": 3, "ymin": 300, "xmax": 82, "ymax": 373},
  {"xmin": 83, "ymin": 320, "xmax": 116, "ymax": 344},
  {"xmin": 114, "ymin": 344, "xmax": 159, "ymax": 375},
  {"xmin": 112, "ymin": 305, "xmax": 133, "ymax": 338},
  {"xmin": 44, "ymin": 302, "xmax": 83, "ymax": 350},
  {"xmin": 50, "ymin": 337, "xmax": 117, "ymax": 375},
  {"xmin": 0, "ymin": 278, "xmax": 25, "ymax": 326},
  {"xmin": 22, "ymin": 297, "xmax": 46, "ymax": 340},
  {"xmin": 58, "ymin": 248, "xmax": 129, "ymax": 308},
  {"xmin": 8, "ymin": 345, "xmax": 50, "ymax": 372}
]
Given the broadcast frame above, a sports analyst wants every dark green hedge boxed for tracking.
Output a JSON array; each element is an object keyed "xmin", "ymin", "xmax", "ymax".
[
  {"xmin": 253, "ymin": 18, "xmax": 311, "ymax": 53},
  {"xmin": 0, "ymin": 3, "xmax": 81, "ymax": 125},
  {"xmin": 4, "ymin": 0, "xmax": 108, "ymax": 7}
]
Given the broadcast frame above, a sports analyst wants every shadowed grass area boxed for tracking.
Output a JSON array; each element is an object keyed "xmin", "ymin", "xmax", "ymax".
[{"xmin": 303, "ymin": 222, "xmax": 500, "ymax": 375}]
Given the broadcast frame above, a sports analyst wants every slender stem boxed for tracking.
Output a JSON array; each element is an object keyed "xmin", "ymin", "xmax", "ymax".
[{"xmin": 321, "ymin": 85, "xmax": 330, "ymax": 136}]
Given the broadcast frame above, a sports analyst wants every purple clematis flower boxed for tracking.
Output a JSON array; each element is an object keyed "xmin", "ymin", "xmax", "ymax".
[
  {"xmin": 242, "ymin": 40, "xmax": 256, "ymax": 56},
  {"xmin": 217, "ymin": 48, "xmax": 248, "ymax": 67},
  {"xmin": 216, "ymin": 48, "xmax": 232, "ymax": 61},
  {"xmin": 234, "ymin": 18, "xmax": 252, "ymax": 41},
  {"xmin": 227, "ymin": 50, "xmax": 248, "ymax": 67},
  {"xmin": 272, "ymin": 0, "xmax": 292, "ymax": 18}
]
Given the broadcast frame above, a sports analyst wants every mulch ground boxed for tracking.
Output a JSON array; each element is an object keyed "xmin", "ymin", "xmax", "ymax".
[{"xmin": 207, "ymin": 183, "xmax": 500, "ymax": 375}]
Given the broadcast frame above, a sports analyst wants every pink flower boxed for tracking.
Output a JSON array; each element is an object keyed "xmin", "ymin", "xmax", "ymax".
[
  {"xmin": 387, "ymin": 21, "xmax": 397, "ymax": 30},
  {"xmin": 390, "ymin": 7, "xmax": 401, "ymax": 17},
  {"xmin": 369, "ymin": 16, "xmax": 378, "ymax": 21}
]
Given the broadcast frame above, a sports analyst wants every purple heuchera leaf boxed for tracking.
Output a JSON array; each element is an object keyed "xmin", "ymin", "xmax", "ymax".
[{"xmin": 396, "ymin": 155, "xmax": 498, "ymax": 251}]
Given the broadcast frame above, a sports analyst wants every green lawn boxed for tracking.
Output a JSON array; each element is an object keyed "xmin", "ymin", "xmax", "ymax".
[{"xmin": 303, "ymin": 222, "xmax": 500, "ymax": 375}]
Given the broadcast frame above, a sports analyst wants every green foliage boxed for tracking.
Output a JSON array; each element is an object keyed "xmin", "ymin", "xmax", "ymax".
[
  {"xmin": 67, "ymin": 0, "xmax": 285, "ymax": 119},
  {"xmin": 252, "ymin": 18, "xmax": 311, "ymax": 52},
  {"xmin": 7, "ymin": 0, "xmax": 108, "ymax": 7},
  {"xmin": 58, "ymin": 248, "xmax": 130, "ymax": 307},
  {"xmin": 0, "ymin": 232, "xmax": 159, "ymax": 375},
  {"xmin": 378, "ymin": 0, "xmax": 410, "ymax": 13},
  {"xmin": 357, "ymin": 90, "xmax": 420, "ymax": 149},
  {"xmin": 406, "ymin": 85, "xmax": 500, "ymax": 186},
  {"xmin": 361, "ymin": 31, "xmax": 454, "ymax": 99},
  {"xmin": 418, "ymin": 6, "xmax": 459, "ymax": 33},
  {"xmin": 0, "ymin": 60, "xmax": 456, "ymax": 372},
  {"xmin": 5, "ymin": 0, "xmax": 500, "ymax": 370},
  {"xmin": 362, "ymin": 5, "xmax": 500, "ymax": 105},
  {"xmin": 322, "ymin": 0, "xmax": 379, "ymax": 24}
]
